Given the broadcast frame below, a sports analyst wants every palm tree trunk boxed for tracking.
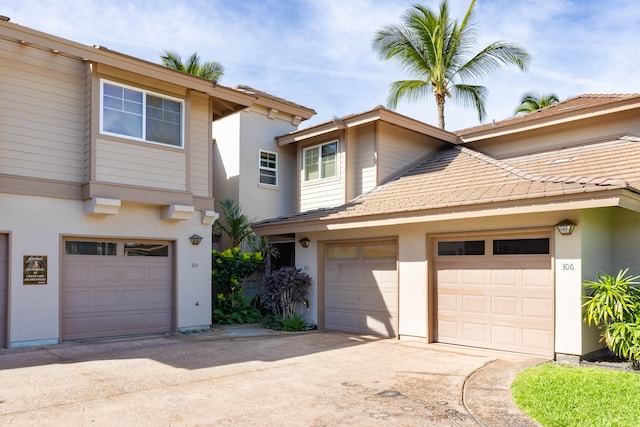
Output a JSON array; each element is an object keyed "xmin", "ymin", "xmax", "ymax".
[{"xmin": 436, "ymin": 94, "xmax": 446, "ymax": 130}]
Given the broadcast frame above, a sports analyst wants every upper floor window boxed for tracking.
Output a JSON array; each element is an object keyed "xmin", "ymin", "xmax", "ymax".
[
  {"xmin": 259, "ymin": 150, "xmax": 277, "ymax": 186},
  {"xmin": 100, "ymin": 79, "xmax": 184, "ymax": 148},
  {"xmin": 304, "ymin": 141, "xmax": 337, "ymax": 181}
]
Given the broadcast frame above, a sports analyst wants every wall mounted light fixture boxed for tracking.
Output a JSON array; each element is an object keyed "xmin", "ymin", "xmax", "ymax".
[
  {"xmin": 298, "ymin": 237, "xmax": 311, "ymax": 248},
  {"xmin": 189, "ymin": 234, "xmax": 204, "ymax": 245},
  {"xmin": 556, "ymin": 220, "xmax": 576, "ymax": 236}
]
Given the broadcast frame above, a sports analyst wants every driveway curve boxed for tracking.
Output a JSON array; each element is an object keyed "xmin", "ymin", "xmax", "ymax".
[{"xmin": 0, "ymin": 329, "xmax": 542, "ymax": 426}]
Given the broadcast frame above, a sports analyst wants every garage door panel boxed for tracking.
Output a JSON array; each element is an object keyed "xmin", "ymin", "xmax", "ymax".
[
  {"xmin": 94, "ymin": 315, "xmax": 121, "ymax": 333},
  {"xmin": 62, "ymin": 240, "xmax": 172, "ymax": 340},
  {"xmin": 522, "ymin": 297, "xmax": 552, "ymax": 319},
  {"xmin": 461, "ymin": 269, "xmax": 488, "ymax": 286},
  {"xmin": 435, "ymin": 234, "xmax": 553, "ymax": 357},
  {"xmin": 491, "ymin": 296, "xmax": 518, "ymax": 316},
  {"xmin": 462, "ymin": 294, "xmax": 488, "ymax": 314},
  {"xmin": 325, "ymin": 241, "xmax": 398, "ymax": 337},
  {"xmin": 93, "ymin": 264, "xmax": 121, "ymax": 281},
  {"xmin": 522, "ymin": 269, "xmax": 552, "ymax": 288},
  {"xmin": 491, "ymin": 325, "xmax": 519, "ymax": 347},
  {"xmin": 523, "ymin": 328, "xmax": 553, "ymax": 349},
  {"xmin": 462, "ymin": 323, "xmax": 488, "ymax": 343},
  {"xmin": 438, "ymin": 293, "xmax": 459, "ymax": 312},
  {"xmin": 62, "ymin": 291, "xmax": 91, "ymax": 311}
]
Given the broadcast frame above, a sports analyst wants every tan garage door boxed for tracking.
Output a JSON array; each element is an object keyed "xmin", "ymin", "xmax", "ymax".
[
  {"xmin": 0, "ymin": 234, "xmax": 7, "ymax": 348},
  {"xmin": 62, "ymin": 239, "xmax": 172, "ymax": 340},
  {"xmin": 435, "ymin": 233, "xmax": 554, "ymax": 357},
  {"xmin": 324, "ymin": 240, "xmax": 398, "ymax": 337}
]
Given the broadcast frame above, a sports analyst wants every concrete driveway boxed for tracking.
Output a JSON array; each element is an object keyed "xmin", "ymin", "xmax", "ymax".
[{"xmin": 0, "ymin": 329, "xmax": 542, "ymax": 426}]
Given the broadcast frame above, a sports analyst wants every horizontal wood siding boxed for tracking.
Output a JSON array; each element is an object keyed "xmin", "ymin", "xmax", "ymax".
[
  {"xmin": 95, "ymin": 139, "xmax": 186, "ymax": 191},
  {"xmin": 0, "ymin": 40, "xmax": 85, "ymax": 182},
  {"xmin": 377, "ymin": 122, "xmax": 438, "ymax": 184},
  {"xmin": 346, "ymin": 124, "xmax": 376, "ymax": 201},
  {"xmin": 299, "ymin": 140, "xmax": 345, "ymax": 211},
  {"xmin": 189, "ymin": 92, "xmax": 210, "ymax": 197}
]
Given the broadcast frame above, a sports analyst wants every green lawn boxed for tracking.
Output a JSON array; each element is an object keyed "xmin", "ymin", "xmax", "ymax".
[{"xmin": 512, "ymin": 363, "xmax": 640, "ymax": 427}]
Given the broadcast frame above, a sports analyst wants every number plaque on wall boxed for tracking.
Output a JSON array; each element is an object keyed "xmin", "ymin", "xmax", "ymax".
[{"xmin": 23, "ymin": 255, "xmax": 47, "ymax": 285}]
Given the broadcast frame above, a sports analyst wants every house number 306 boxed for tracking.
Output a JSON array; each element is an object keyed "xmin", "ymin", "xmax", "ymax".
[{"xmin": 562, "ymin": 263, "xmax": 574, "ymax": 271}]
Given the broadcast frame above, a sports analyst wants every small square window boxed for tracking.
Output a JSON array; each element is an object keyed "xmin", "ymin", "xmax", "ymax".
[{"xmin": 259, "ymin": 150, "xmax": 277, "ymax": 186}]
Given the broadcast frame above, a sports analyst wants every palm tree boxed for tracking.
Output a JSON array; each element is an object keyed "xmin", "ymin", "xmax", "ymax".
[
  {"xmin": 160, "ymin": 50, "xmax": 225, "ymax": 82},
  {"xmin": 372, "ymin": 0, "xmax": 530, "ymax": 130},
  {"xmin": 213, "ymin": 199, "xmax": 254, "ymax": 248},
  {"xmin": 514, "ymin": 92, "xmax": 559, "ymax": 116}
]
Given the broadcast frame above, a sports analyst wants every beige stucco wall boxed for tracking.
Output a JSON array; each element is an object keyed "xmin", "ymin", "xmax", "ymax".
[
  {"xmin": 2, "ymin": 193, "xmax": 212, "ymax": 347},
  {"xmin": 212, "ymin": 108, "xmax": 299, "ymax": 222}
]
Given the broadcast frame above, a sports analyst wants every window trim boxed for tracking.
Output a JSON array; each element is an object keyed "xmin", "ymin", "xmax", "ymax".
[
  {"xmin": 303, "ymin": 140, "xmax": 338, "ymax": 182},
  {"xmin": 99, "ymin": 78, "xmax": 185, "ymax": 148},
  {"xmin": 258, "ymin": 149, "xmax": 278, "ymax": 187}
]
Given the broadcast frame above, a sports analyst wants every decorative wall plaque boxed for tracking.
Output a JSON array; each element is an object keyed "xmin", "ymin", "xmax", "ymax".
[{"xmin": 23, "ymin": 255, "xmax": 47, "ymax": 285}]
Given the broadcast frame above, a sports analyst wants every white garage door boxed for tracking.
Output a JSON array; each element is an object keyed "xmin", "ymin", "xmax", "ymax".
[
  {"xmin": 62, "ymin": 239, "xmax": 172, "ymax": 340},
  {"xmin": 324, "ymin": 240, "xmax": 398, "ymax": 337},
  {"xmin": 435, "ymin": 233, "xmax": 554, "ymax": 357},
  {"xmin": 0, "ymin": 234, "xmax": 7, "ymax": 348}
]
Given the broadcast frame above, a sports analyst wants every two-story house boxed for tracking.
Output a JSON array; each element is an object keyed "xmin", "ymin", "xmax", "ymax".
[
  {"xmin": 211, "ymin": 86, "xmax": 315, "ymax": 266},
  {"xmin": 253, "ymin": 94, "xmax": 640, "ymax": 360},
  {"xmin": 0, "ymin": 19, "xmax": 255, "ymax": 347}
]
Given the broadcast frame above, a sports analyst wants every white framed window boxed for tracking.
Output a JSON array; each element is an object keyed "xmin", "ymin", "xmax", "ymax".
[
  {"xmin": 100, "ymin": 79, "xmax": 184, "ymax": 148},
  {"xmin": 303, "ymin": 140, "xmax": 337, "ymax": 181},
  {"xmin": 259, "ymin": 150, "xmax": 278, "ymax": 186}
]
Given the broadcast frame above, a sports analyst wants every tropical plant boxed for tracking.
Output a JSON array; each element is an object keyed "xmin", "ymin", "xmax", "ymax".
[
  {"xmin": 372, "ymin": 0, "xmax": 530, "ymax": 129},
  {"xmin": 213, "ymin": 199, "xmax": 255, "ymax": 248},
  {"xmin": 212, "ymin": 292, "xmax": 261, "ymax": 324},
  {"xmin": 514, "ymin": 92, "xmax": 559, "ymax": 116},
  {"xmin": 160, "ymin": 50, "xmax": 225, "ymax": 82},
  {"xmin": 262, "ymin": 266, "xmax": 311, "ymax": 318},
  {"xmin": 583, "ymin": 268, "xmax": 640, "ymax": 365},
  {"xmin": 211, "ymin": 247, "xmax": 263, "ymax": 324}
]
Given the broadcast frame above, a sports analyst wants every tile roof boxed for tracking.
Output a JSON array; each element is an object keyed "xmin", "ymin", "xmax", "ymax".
[
  {"xmin": 253, "ymin": 136, "xmax": 640, "ymax": 227},
  {"xmin": 456, "ymin": 94, "xmax": 640, "ymax": 137},
  {"xmin": 233, "ymin": 85, "xmax": 316, "ymax": 115}
]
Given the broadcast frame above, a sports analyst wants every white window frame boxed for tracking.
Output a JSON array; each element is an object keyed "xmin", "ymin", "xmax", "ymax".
[
  {"xmin": 259, "ymin": 149, "xmax": 278, "ymax": 186},
  {"xmin": 303, "ymin": 140, "xmax": 338, "ymax": 182},
  {"xmin": 100, "ymin": 79, "xmax": 185, "ymax": 148}
]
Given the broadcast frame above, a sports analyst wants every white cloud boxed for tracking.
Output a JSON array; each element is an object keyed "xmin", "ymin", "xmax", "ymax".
[{"xmin": 3, "ymin": 0, "xmax": 639, "ymax": 130}]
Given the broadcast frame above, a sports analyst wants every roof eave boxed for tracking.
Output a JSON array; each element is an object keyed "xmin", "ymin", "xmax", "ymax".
[
  {"xmin": 253, "ymin": 188, "xmax": 637, "ymax": 235},
  {"xmin": 458, "ymin": 99, "xmax": 640, "ymax": 143},
  {"xmin": 276, "ymin": 106, "xmax": 457, "ymax": 146}
]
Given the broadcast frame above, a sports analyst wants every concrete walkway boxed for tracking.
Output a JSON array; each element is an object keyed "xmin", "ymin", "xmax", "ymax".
[{"xmin": 0, "ymin": 326, "xmax": 543, "ymax": 426}]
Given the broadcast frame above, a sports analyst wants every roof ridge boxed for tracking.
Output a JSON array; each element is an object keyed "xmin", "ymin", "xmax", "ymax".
[{"xmin": 456, "ymin": 145, "xmax": 629, "ymax": 187}]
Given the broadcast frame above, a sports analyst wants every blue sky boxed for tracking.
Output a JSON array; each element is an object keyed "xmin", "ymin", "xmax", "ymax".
[{"xmin": 3, "ymin": 0, "xmax": 639, "ymax": 130}]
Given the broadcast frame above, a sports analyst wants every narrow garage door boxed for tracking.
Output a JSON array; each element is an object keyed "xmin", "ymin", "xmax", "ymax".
[
  {"xmin": 62, "ymin": 239, "xmax": 172, "ymax": 341},
  {"xmin": 435, "ymin": 234, "xmax": 554, "ymax": 357},
  {"xmin": 324, "ymin": 240, "xmax": 398, "ymax": 337},
  {"xmin": 0, "ymin": 234, "xmax": 7, "ymax": 348}
]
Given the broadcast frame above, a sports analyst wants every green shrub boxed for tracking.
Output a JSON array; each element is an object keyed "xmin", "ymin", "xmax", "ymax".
[
  {"xmin": 211, "ymin": 247, "xmax": 263, "ymax": 324},
  {"xmin": 262, "ymin": 266, "xmax": 312, "ymax": 317},
  {"xmin": 583, "ymin": 268, "xmax": 640, "ymax": 364},
  {"xmin": 282, "ymin": 313, "xmax": 309, "ymax": 332},
  {"xmin": 212, "ymin": 293, "xmax": 261, "ymax": 324}
]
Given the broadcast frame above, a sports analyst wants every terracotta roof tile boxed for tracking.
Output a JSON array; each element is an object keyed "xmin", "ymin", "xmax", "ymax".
[{"xmin": 254, "ymin": 136, "xmax": 640, "ymax": 228}]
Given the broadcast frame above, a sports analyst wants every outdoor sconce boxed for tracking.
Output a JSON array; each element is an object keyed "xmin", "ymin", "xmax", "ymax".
[
  {"xmin": 298, "ymin": 237, "xmax": 311, "ymax": 248},
  {"xmin": 556, "ymin": 220, "xmax": 576, "ymax": 236},
  {"xmin": 189, "ymin": 234, "xmax": 204, "ymax": 245}
]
